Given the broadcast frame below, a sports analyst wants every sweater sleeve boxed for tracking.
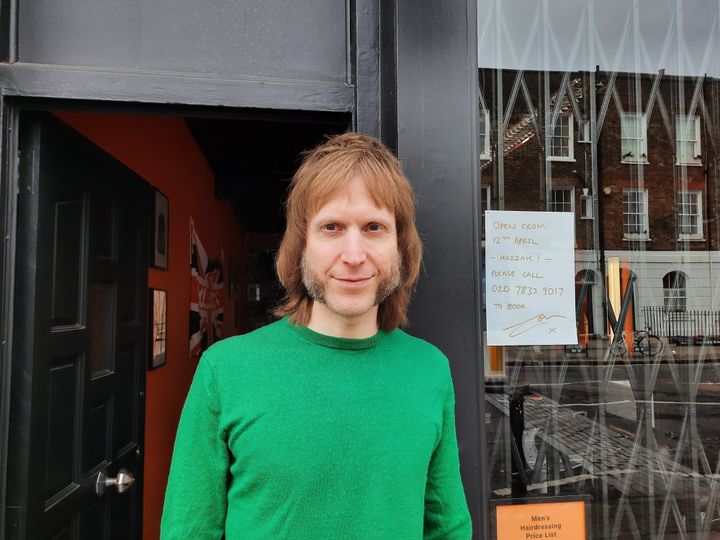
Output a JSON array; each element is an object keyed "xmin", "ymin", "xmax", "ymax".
[
  {"xmin": 161, "ymin": 352, "xmax": 229, "ymax": 539},
  {"xmin": 424, "ymin": 370, "xmax": 473, "ymax": 540}
]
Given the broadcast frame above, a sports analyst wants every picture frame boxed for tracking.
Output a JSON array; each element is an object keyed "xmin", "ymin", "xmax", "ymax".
[
  {"xmin": 151, "ymin": 189, "xmax": 169, "ymax": 269},
  {"xmin": 149, "ymin": 288, "xmax": 168, "ymax": 370}
]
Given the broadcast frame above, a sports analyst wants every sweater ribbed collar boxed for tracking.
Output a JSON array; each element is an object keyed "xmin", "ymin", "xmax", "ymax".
[{"xmin": 286, "ymin": 318, "xmax": 388, "ymax": 350}]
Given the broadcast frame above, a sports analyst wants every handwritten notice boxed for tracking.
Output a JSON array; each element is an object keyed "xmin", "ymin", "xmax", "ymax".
[
  {"xmin": 485, "ymin": 210, "xmax": 577, "ymax": 346},
  {"xmin": 496, "ymin": 500, "xmax": 586, "ymax": 540}
]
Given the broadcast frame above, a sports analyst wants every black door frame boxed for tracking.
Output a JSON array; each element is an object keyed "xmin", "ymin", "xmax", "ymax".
[{"xmin": 0, "ymin": 93, "xmax": 20, "ymax": 539}]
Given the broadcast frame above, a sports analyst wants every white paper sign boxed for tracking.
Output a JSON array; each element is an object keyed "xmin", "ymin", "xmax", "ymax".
[{"xmin": 485, "ymin": 210, "xmax": 577, "ymax": 346}]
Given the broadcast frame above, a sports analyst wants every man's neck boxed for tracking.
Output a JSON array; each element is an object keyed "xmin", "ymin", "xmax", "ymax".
[{"xmin": 306, "ymin": 303, "xmax": 379, "ymax": 339}]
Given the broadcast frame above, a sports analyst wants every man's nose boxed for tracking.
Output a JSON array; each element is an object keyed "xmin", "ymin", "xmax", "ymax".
[{"xmin": 340, "ymin": 229, "xmax": 367, "ymax": 265}]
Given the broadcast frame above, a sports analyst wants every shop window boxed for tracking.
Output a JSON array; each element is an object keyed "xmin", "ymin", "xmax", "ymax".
[
  {"xmin": 549, "ymin": 187, "xmax": 574, "ymax": 213},
  {"xmin": 623, "ymin": 188, "xmax": 649, "ymax": 240},
  {"xmin": 677, "ymin": 190, "xmax": 703, "ymax": 240},
  {"xmin": 547, "ymin": 113, "xmax": 574, "ymax": 161},
  {"xmin": 479, "ymin": 109, "xmax": 491, "ymax": 160},
  {"xmin": 477, "ymin": 2, "xmax": 720, "ymax": 539},
  {"xmin": 676, "ymin": 115, "xmax": 701, "ymax": 165},
  {"xmin": 621, "ymin": 112, "xmax": 648, "ymax": 163},
  {"xmin": 663, "ymin": 271, "xmax": 688, "ymax": 312}
]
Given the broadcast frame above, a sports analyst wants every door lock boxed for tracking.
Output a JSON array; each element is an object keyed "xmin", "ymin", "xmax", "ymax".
[{"xmin": 95, "ymin": 468, "xmax": 135, "ymax": 497}]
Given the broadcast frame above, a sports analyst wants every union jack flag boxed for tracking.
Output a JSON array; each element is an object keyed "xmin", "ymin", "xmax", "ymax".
[{"xmin": 189, "ymin": 218, "xmax": 224, "ymax": 356}]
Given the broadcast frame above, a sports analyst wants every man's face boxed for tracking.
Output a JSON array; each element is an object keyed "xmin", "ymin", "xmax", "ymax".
[{"xmin": 303, "ymin": 176, "xmax": 401, "ymax": 330}]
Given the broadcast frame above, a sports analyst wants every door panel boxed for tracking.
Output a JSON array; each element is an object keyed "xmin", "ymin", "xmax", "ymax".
[{"xmin": 7, "ymin": 113, "xmax": 149, "ymax": 539}]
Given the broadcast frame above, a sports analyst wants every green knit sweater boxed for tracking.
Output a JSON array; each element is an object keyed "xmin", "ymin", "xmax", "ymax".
[{"xmin": 161, "ymin": 318, "xmax": 471, "ymax": 539}]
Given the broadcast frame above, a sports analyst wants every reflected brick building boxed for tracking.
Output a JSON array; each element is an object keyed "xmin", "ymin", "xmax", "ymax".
[{"xmin": 480, "ymin": 68, "xmax": 720, "ymax": 339}]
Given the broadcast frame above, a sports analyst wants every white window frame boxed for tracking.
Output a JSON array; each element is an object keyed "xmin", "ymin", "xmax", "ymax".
[
  {"xmin": 622, "ymin": 188, "xmax": 649, "ymax": 240},
  {"xmin": 479, "ymin": 109, "xmax": 491, "ymax": 160},
  {"xmin": 675, "ymin": 115, "xmax": 702, "ymax": 165},
  {"xmin": 546, "ymin": 112, "xmax": 574, "ymax": 161},
  {"xmin": 677, "ymin": 190, "xmax": 703, "ymax": 240},
  {"xmin": 621, "ymin": 112, "xmax": 648, "ymax": 164},
  {"xmin": 548, "ymin": 187, "xmax": 575, "ymax": 213}
]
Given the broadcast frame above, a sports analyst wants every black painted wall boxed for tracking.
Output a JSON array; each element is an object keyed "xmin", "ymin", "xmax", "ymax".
[
  {"xmin": 397, "ymin": 1, "xmax": 486, "ymax": 537},
  {"xmin": 19, "ymin": 0, "xmax": 348, "ymax": 83}
]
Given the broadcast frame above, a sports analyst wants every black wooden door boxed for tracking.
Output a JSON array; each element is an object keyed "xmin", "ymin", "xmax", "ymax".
[{"xmin": 7, "ymin": 113, "xmax": 149, "ymax": 539}]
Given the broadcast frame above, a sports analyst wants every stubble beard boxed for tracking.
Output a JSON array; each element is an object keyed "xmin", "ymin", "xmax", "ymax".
[{"xmin": 301, "ymin": 251, "xmax": 403, "ymax": 314}]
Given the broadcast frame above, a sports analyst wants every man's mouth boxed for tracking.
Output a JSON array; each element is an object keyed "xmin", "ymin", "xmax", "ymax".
[{"xmin": 333, "ymin": 276, "xmax": 372, "ymax": 285}]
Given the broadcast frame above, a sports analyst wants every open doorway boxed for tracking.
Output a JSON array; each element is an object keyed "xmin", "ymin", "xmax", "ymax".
[
  {"xmin": 5, "ymin": 105, "xmax": 348, "ymax": 539},
  {"xmin": 184, "ymin": 113, "xmax": 349, "ymax": 332}
]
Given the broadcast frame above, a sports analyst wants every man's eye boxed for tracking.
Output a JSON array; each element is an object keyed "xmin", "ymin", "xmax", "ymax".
[
  {"xmin": 322, "ymin": 224, "xmax": 337, "ymax": 231},
  {"xmin": 367, "ymin": 223, "xmax": 383, "ymax": 232}
]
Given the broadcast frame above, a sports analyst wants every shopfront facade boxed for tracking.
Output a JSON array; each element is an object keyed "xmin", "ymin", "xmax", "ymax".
[{"xmin": 1, "ymin": 1, "xmax": 719, "ymax": 539}]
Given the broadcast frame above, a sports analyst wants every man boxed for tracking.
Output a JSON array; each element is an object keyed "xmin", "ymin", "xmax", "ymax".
[{"xmin": 161, "ymin": 133, "xmax": 472, "ymax": 539}]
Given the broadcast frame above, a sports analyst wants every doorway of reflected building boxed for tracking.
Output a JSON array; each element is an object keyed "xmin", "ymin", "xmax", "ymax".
[
  {"xmin": 478, "ymin": 1, "xmax": 720, "ymax": 538},
  {"xmin": 4, "ymin": 104, "xmax": 348, "ymax": 539}
]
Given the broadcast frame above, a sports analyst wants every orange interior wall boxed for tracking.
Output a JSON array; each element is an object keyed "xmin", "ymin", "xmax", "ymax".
[{"xmin": 53, "ymin": 111, "xmax": 244, "ymax": 540}]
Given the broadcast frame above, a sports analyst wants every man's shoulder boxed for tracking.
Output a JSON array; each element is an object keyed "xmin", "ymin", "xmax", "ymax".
[
  {"xmin": 388, "ymin": 328, "xmax": 445, "ymax": 352},
  {"xmin": 387, "ymin": 328, "xmax": 449, "ymax": 365},
  {"xmin": 200, "ymin": 318, "xmax": 292, "ymax": 363}
]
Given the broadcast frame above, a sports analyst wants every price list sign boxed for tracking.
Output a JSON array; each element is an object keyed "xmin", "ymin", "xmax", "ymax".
[{"xmin": 485, "ymin": 210, "xmax": 577, "ymax": 346}]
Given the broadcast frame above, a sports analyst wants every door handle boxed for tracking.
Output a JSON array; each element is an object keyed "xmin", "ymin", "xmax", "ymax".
[{"xmin": 95, "ymin": 468, "xmax": 135, "ymax": 497}]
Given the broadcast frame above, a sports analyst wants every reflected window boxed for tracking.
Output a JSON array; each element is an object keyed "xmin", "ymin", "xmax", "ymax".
[
  {"xmin": 677, "ymin": 190, "xmax": 703, "ymax": 240},
  {"xmin": 663, "ymin": 271, "xmax": 687, "ymax": 312},
  {"xmin": 580, "ymin": 191, "xmax": 593, "ymax": 219},
  {"xmin": 481, "ymin": 185, "xmax": 491, "ymax": 240},
  {"xmin": 676, "ymin": 115, "xmax": 701, "ymax": 165},
  {"xmin": 549, "ymin": 187, "xmax": 574, "ymax": 213},
  {"xmin": 479, "ymin": 109, "xmax": 491, "ymax": 160},
  {"xmin": 621, "ymin": 112, "xmax": 648, "ymax": 163},
  {"xmin": 547, "ymin": 113, "xmax": 573, "ymax": 161},
  {"xmin": 623, "ymin": 189, "xmax": 649, "ymax": 239}
]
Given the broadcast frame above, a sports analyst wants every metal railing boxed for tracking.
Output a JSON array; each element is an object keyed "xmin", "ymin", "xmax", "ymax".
[{"xmin": 641, "ymin": 306, "xmax": 720, "ymax": 344}]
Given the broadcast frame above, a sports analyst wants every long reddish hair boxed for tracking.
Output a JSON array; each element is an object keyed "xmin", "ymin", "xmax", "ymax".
[{"xmin": 275, "ymin": 133, "xmax": 422, "ymax": 330}]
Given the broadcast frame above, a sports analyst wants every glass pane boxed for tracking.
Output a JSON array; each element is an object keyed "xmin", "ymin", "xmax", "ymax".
[{"xmin": 478, "ymin": 0, "xmax": 720, "ymax": 538}]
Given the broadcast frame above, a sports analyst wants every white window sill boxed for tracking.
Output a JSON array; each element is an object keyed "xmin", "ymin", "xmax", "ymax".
[
  {"xmin": 678, "ymin": 236, "xmax": 705, "ymax": 241},
  {"xmin": 621, "ymin": 159, "xmax": 650, "ymax": 165},
  {"xmin": 623, "ymin": 237, "xmax": 651, "ymax": 241},
  {"xmin": 675, "ymin": 161, "xmax": 703, "ymax": 167},
  {"xmin": 480, "ymin": 154, "xmax": 492, "ymax": 161},
  {"xmin": 547, "ymin": 156, "xmax": 575, "ymax": 162}
]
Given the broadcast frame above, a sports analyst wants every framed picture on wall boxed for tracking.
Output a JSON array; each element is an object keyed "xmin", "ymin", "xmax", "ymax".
[
  {"xmin": 151, "ymin": 189, "xmax": 169, "ymax": 269},
  {"xmin": 149, "ymin": 288, "xmax": 168, "ymax": 370}
]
